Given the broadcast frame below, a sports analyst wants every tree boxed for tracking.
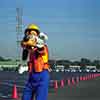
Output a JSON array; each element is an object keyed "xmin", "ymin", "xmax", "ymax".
[
  {"xmin": 56, "ymin": 60, "xmax": 72, "ymax": 65},
  {"xmin": 0, "ymin": 56, "xmax": 5, "ymax": 61},
  {"xmin": 80, "ymin": 58, "xmax": 91, "ymax": 66},
  {"xmin": 48, "ymin": 59, "xmax": 56, "ymax": 70},
  {"xmin": 92, "ymin": 60, "xmax": 100, "ymax": 69},
  {"xmin": 71, "ymin": 61, "xmax": 80, "ymax": 66}
]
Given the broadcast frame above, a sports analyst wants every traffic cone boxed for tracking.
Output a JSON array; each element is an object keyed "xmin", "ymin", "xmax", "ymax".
[
  {"xmin": 83, "ymin": 76, "xmax": 85, "ymax": 81},
  {"xmin": 76, "ymin": 77, "xmax": 79, "ymax": 83},
  {"xmin": 80, "ymin": 76, "xmax": 83, "ymax": 81},
  {"xmin": 54, "ymin": 80, "xmax": 58, "ymax": 91},
  {"xmin": 87, "ymin": 75, "xmax": 89, "ymax": 80},
  {"xmin": 67, "ymin": 79, "xmax": 71, "ymax": 86},
  {"xmin": 72, "ymin": 77, "xmax": 75, "ymax": 85},
  {"xmin": 85, "ymin": 76, "xmax": 88, "ymax": 80},
  {"xmin": 12, "ymin": 84, "xmax": 18, "ymax": 99},
  {"xmin": 90, "ymin": 74, "xmax": 92, "ymax": 79},
  {"xmin": 92, "ymin": 74, "xmax": 94, "ymax": 79},
  {"xmin": 60, "ymin": 79, "xmax": 64, "ymax": 88}
]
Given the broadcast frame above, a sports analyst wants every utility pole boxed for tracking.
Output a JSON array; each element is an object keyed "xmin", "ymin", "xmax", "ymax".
[{"xmin": 16, "ymin": 7, "xmax": 23, "ymax": 64}]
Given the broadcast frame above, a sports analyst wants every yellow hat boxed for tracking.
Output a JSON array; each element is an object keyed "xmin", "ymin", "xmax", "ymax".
[
  {"xmin": 27, "ymin": 24, "xmax": 40, "ymax": 31},
  {"xmin": 25, "ymin": 24, "xmax": 40, "ymax": 35}
]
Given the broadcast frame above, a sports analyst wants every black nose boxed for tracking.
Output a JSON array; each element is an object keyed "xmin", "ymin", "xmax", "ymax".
[{"xmin": 23, "ymin": 35, "xmax": 29, "ymax": 41}]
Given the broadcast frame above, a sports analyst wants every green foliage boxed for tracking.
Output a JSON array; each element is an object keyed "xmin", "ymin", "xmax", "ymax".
[
  {"xmin": 0, "ymin": 56, "xmax": 12, "ymax": 61},
  {"xmin": 0, "ymin": 56, "xmax": 5, "ymax": 61}
]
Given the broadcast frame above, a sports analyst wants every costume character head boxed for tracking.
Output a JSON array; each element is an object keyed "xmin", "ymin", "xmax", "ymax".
[
  {"xmin": 21, "ymin": 24, "xmax": 48, "ymax": 61},
  {"xmin": 21, "ymin": 24, "xmax": 40, "ymax": 60}
]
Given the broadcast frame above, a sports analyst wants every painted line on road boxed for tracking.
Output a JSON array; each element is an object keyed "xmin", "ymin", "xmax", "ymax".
[
  {"xmin": 1, "ymin": 79, "xmax": 55, "ymax": 83},
  {"xmin": 0, "ymin": 93, "xmax": 11, "ymax": 98},
  {"xmin": 1, "ymin": 80, "xmax": 25, "ymax": 83},
  {"xmin": 0, "ymin": 82, "xmax": 25, "ymax": 88}
]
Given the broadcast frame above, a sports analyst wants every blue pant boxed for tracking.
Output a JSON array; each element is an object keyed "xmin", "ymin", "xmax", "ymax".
[{"xmin": 22, "ymin": 70, "xmax": 50, "ymax": 100}]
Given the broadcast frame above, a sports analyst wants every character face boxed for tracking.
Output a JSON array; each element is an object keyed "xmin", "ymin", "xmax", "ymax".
[
  {"xmin": 25, "ymin": 30, "xmax": 38, "ymax": 36},
  {"xmin": 30, "ymin": 30, "xmax": 38, "ymax": 36},
  {"xmin": 21, "ymin": 30, "xmax": 38, "ymax": 48}
]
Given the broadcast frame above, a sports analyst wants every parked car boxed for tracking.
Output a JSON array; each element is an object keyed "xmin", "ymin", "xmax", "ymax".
[{"xmin": 90, "ymin": 68, "xmax": 97, "ymax": 72}]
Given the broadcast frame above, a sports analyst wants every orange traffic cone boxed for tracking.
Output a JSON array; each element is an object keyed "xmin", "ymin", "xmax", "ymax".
[
  {"xmin": 76, "ymin": 77, "xmax": 79, "ymax": 83},
  {"xmin": 80, "ymin": 76, "xmax": 82, "ymax": 81},
  {"xmin": 67, "ymin": 79, "xmax": 71, "ymax": 86},
  {"xmin": 72, "ymin": 77, "xmax": 75, "ymax": 85},
  {"xmin": 60, "ymin": 79, "xmax": 64, "ymax": 88},
  {"xmin": 12, "ymin": 84, "xmax": 18, "ymax": 99},
  {"xmin": 85, "ymin": 76, "xmax": 87, "ymax": 80},
  {"xmin": 83, "ymin": 76, "xmax": 85, "ymax": 81},
  {"xmin": 54, "ymin": 80, "xmax": 58, "ymax": 91}
]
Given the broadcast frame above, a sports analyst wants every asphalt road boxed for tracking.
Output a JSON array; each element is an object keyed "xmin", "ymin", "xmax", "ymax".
[{"xmin": 0, "ymin": 71, "xmax": 100, "ymax": 100}]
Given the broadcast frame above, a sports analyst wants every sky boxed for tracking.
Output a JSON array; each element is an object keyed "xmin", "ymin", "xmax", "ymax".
[{"xmin": 0, "ymin": 0, "xmax": 100, "ymax": 61}]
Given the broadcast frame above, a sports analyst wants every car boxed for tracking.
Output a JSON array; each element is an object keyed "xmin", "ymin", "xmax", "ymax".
[
  {"xmin": 71, "ymin": 69, "xmax": 76, "ymax": 72},
  {"xmin": 65, "ymin": 69, "xmax": 70, "ymax": 72},
  {"xmin": 55, "ymin": 69, "xmax": 59, "ymax": 72},
  {"xmin": 97, "ymin": 70, "xmax": 100, "ymax": 72},
  {"xmin": 86, "ymin": 69, "xmax": 90, "ymax": 72},
  {"xmin": 90, "ymin": 68, "xmax": 97, "ymax": 72}
]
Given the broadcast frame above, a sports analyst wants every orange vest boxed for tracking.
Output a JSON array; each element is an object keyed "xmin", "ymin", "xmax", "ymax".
[{"xmin": 28, "ymin": 45, "xmax": 49, "ymax": 72}]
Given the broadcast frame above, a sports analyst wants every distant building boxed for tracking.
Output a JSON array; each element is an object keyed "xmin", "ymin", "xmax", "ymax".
[
  {"xmin": 86, "ymin": 66, "xmax": 96, "ymax": 69},
  {"xmin": 69, "ymin": 65, "xmax": 81, "ymax": 69},
  {"xmin": 0, "ymin": 64, "xmax": 18, "ymax": 68},
  {"xmin": 55, "ymin": 65, "xmax": 65, "ymax": 72}
]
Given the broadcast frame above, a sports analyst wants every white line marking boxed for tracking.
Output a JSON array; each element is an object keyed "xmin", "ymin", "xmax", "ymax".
[
  {"xmin": 1, "ymin": 82, "xmax": 25, "ymax": 88},
  {"xmin": 0, "ymin": 93, "xmax": 10, "ymax": 98}
]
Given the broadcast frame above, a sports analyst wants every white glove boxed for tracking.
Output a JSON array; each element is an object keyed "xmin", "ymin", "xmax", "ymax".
[
  {"xmin": 18, "ymin": 64, "xmax": 28, "ymax": 74},
  {"xmin": 39, "ymin": 32, "xmax": 48, "ymax": 40},
  {"xmin": 36, "ymin": 32, "xmax": 48, "ymax": 48},
  {"xmin": 36, "ymin": 37, "xmax": 44, "ymax": 48}
]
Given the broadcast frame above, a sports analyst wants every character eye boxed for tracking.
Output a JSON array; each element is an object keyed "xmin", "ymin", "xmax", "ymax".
[{"xmin": 29, "ymin": 35, "xmax": 35, "ymax": 39}]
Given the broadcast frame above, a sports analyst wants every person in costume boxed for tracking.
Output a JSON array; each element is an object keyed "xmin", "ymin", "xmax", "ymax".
[
  {"xmin": 18, "ymin": 32, "xmax": 48, "ymax": 74},
  {"xmin": 20, "ymin": 24, "xmax": 50, "ymax": 100}
]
